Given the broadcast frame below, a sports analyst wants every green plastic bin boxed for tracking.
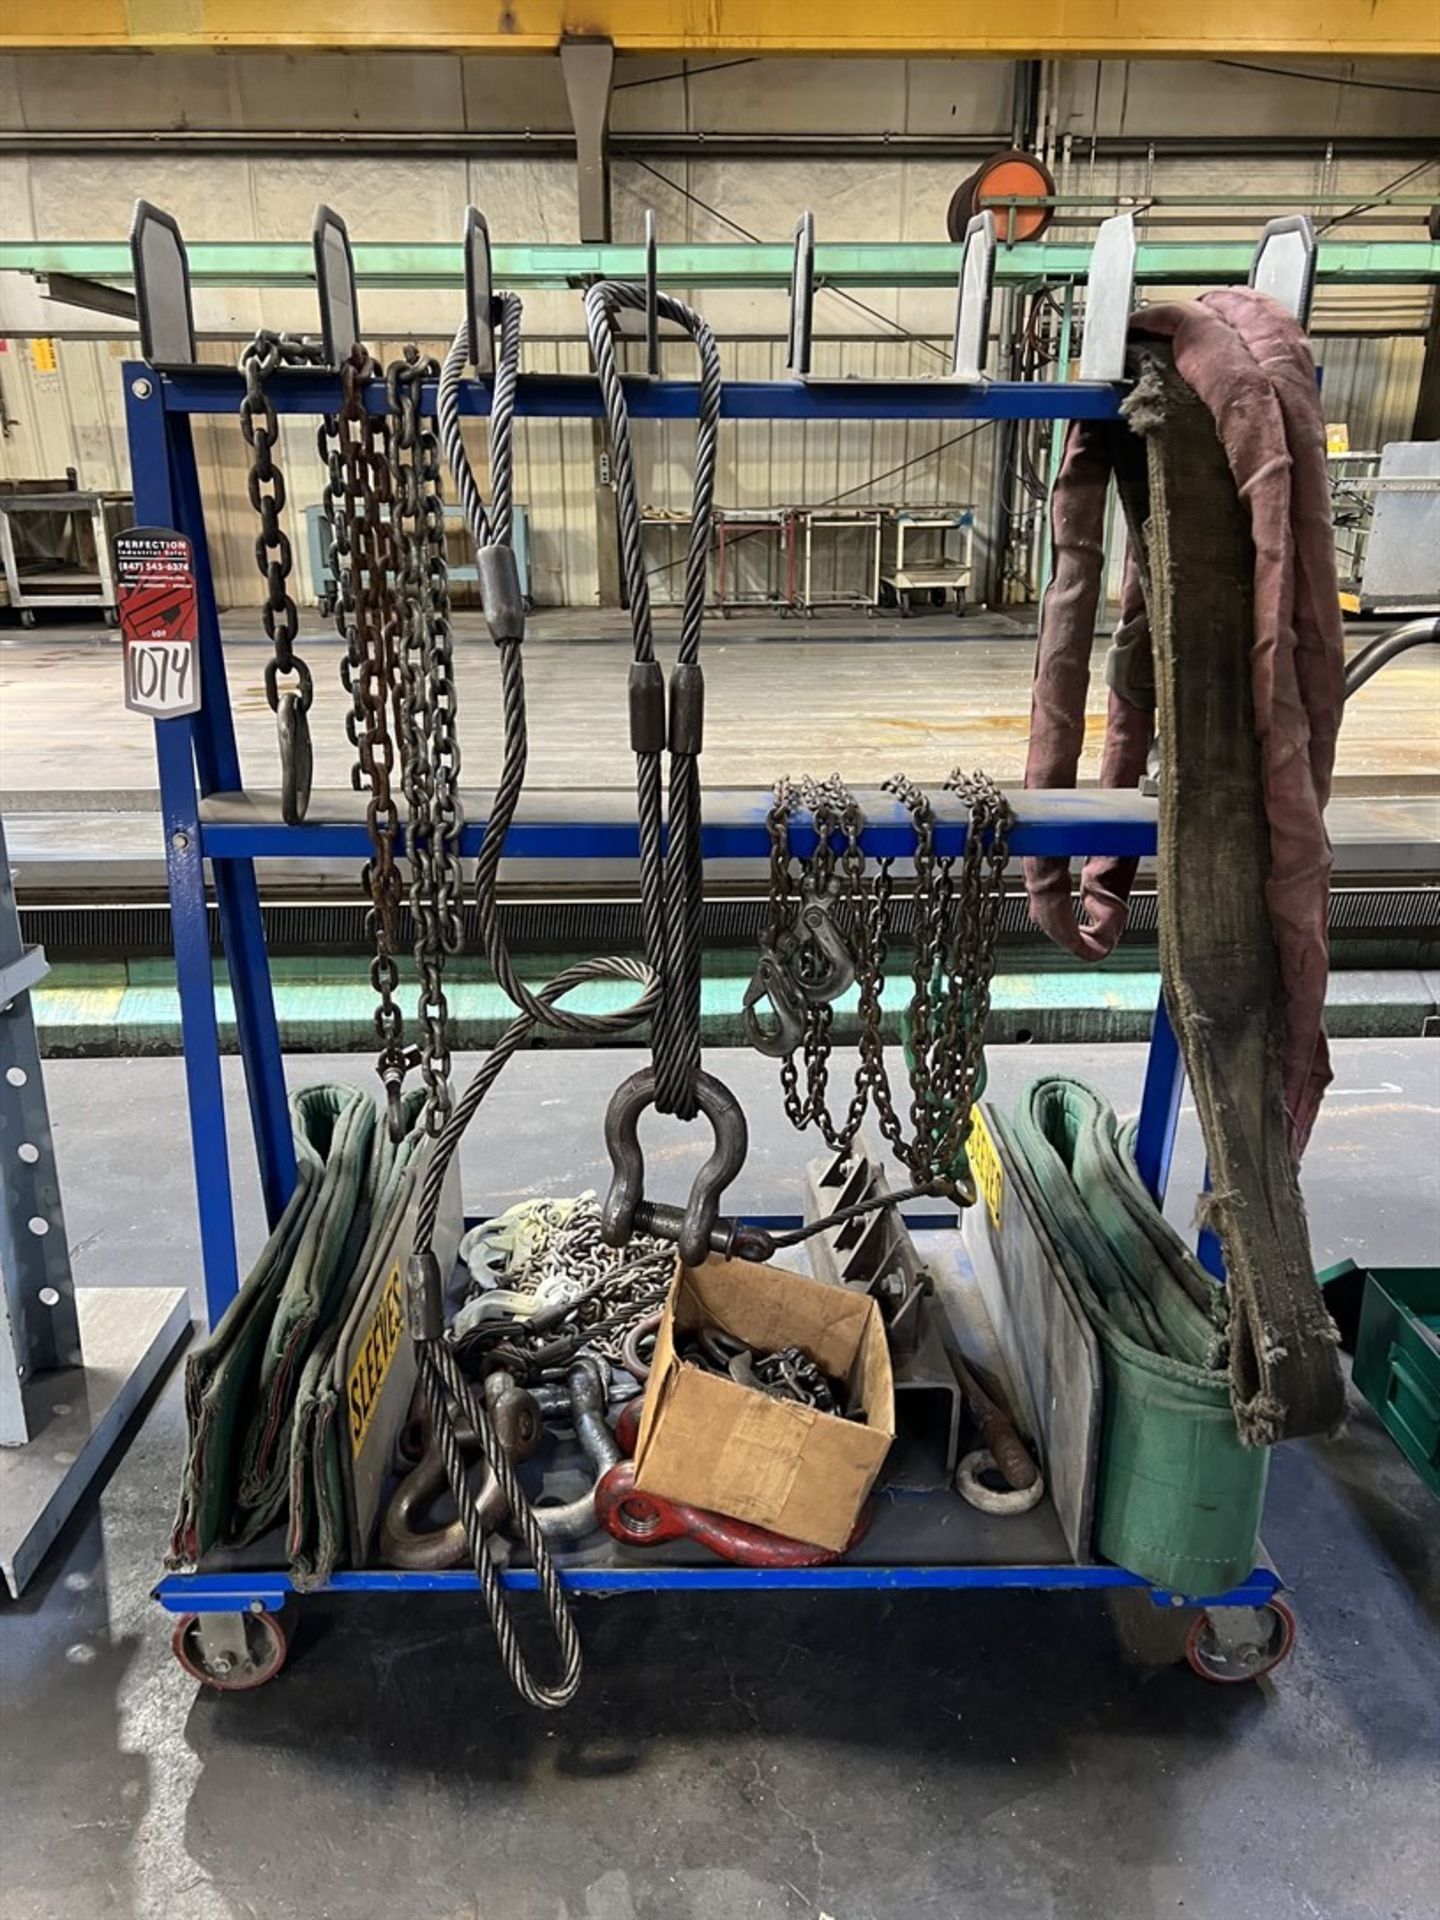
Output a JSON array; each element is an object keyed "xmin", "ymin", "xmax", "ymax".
[{"xmin": 1350, "ymin": 1265, "xmax": 1440, "ymax": 1498}]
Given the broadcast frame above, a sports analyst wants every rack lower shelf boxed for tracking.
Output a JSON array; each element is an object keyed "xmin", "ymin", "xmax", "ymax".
[{"xmin": 154, "ymin": 1479, "xmax": 1281, "ymax": 1610}]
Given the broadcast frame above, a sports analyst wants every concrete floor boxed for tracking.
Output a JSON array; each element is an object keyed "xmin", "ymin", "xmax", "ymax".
[
  {"xmin": 3, "ymin": 1038, "xmax": 1438, "ymax": 1920},
  {"xmin": 2, "ymin": 612, "xmax": 1438, "ymax": 799}
]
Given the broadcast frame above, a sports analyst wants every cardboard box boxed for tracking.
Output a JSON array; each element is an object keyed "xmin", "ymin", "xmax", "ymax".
[{"xmin": 633, "ymin": 1255, "xmax": 896, "ymax": 1552}]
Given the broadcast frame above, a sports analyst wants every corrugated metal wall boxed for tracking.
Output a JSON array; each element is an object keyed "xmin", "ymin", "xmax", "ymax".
[
  {"xmin": 0, "ymin": 324, "xmax": 1422, "ymax": 612},
  {"xmin": 1, "ymin": 50, "xmax": 1435, "ymax": 609},
  {"xmin": 0, "ymin": 327, "xmax": 997, "ymax": 609},
  {"xmin": 1312, "ymin": 336, "xmax": 1428, "ymax": 454}
]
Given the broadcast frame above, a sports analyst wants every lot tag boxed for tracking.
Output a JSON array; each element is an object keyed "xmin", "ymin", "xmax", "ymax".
[{"xmin": 117, "ymin": 527, "xmax": 201, "ymax": 717}]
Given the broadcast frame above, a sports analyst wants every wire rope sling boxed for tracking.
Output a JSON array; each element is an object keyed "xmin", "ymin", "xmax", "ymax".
[
  {"xmin": 389, "ymin": 273, "xmax": 744, "ymax": 1709},
  {"xmin": 397, "ymin": 275, "xmax": 928, "ymax": 1705}
]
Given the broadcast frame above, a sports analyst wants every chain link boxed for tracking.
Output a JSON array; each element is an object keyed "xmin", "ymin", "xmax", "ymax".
[{"xmin": 769, "ymin": 776, "xmax": 879, "ymax": 1152}]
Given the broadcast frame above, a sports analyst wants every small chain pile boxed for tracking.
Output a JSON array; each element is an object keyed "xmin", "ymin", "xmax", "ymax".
[
  {"xmin": 754, "ymin": 770, "xmax": 1013, "ymax": 1200},
  {"xmin": 454, "ymin": 1194, "xmax": 676, "ymax": 1369},
  {"xmin": 677, "ymin": 1326, "xmax": 858, "ymax": 1418}
]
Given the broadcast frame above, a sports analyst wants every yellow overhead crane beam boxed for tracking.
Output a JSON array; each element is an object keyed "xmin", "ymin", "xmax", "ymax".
[{"xmin": 3, "ymin": 0, "xmax": 1438, "ymax": 57}]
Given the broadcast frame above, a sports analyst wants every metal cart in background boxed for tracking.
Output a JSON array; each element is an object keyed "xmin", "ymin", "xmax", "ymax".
[
  {"xmin": 792, "ymin": 504, "xmax": 885, "ymax": 614},
  {"xmin": 302, "ymin": 499, "xmax": 532, "ymax": 613},
  {"xmin": 1349, "ymin": 442, "xmax": 1440, "ymax": 616},
  {"xmin": 713, "ymin": 505, "xmax": 796, "ymax": 615},
  {"xmin": 0, "ymin": 486, "xmax": 132, "ymax": 627},
  {"xmin": 881, "ymin": 505, "xmax": 976, "ymax": 616}
]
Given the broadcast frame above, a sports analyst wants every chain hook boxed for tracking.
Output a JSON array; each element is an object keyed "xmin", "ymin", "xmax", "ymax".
[
  {"xmin": 275, "ymin": 688, "xmax": 314, "ymax": 826},
  {"xmin": 741, "ymin": 949, "xmax": 808, "ymax": 1059},
  {"xmin": 793, "ymin": 871, "xmax": 858, "ymax": 1004}
]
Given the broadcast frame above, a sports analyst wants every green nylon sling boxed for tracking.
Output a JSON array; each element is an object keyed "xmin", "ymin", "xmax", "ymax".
[
  {"xmin": 286, "ymin": 1088, "xmax": 429, "ymax": 1589},
  {"xmin": 1122, "ymin": 354, "xmax": 1344, "ymax": 1444},
  {"xmin": 169, "ymin": 1084, "xmax": 385, "ymax": 1566},
  {"xmin": 1004, "ymin": 1077, "xmax": 1270, "ymax": 1595}
]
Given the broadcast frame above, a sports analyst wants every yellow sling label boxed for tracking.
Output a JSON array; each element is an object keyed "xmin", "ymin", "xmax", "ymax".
[
  {"xmin": 347, "ymin": 1263, "xmax": 405, "ymax": 1457},
  {"xmin": 969, "ymin": 1103, "xmax": 1003, "ymax": 1232}
]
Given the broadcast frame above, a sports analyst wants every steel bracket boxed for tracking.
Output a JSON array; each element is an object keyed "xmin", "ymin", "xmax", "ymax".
[
  {"xmin": 952, "ymin": 211, "xmax": 996, "ymax": 381},
  {"xmin": 805, "ymin": 1139, "xmax": 963, "ymax": 1474},
  {"xmin": 560, "ymin": 37, "xmax": 616, "ymax": 244},
  {"xmin": 129, "ymin": 200, "xmax": 197, "ymax": 369},
  {"xmin": 313, "ymin": 204, "xmax": 362, "ymax": 366}
]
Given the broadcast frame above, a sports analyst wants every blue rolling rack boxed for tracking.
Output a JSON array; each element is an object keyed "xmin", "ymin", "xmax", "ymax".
[{"xmin": 126, "ymin": 356, "xmax": 1284, "ymax": 1658}]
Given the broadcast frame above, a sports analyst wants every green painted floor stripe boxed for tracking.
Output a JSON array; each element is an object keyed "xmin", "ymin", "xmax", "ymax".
[{"xmin": 30, "ymin": 957, "xmax": 1436, "ymax": 1057}]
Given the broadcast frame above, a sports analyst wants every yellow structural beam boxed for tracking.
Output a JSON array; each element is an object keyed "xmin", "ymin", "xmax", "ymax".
[{"xmin": 3, "ymin": 0, "xmax": 1438, "ymax": 57}]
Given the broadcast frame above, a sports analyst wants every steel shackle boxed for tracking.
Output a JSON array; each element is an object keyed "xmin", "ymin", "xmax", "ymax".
[{"xmin": 601, "ymin": 1067, "xmax": 749, "ymax": 1267}]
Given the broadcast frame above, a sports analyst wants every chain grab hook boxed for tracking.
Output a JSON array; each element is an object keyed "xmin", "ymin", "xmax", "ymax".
[
  {"xmin": 741, "ymin": 951, "xmax": 808, "ymax": 1059},
  {"xmin": 743, "ymin": 870, "xmax": 858, "ymax": 1058},
  {"xmin": 602, "ymin": 1067, "xmax": 767, "ymax": 1267}
]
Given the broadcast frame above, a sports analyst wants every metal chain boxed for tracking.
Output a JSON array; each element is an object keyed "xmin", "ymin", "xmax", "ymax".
[
  {"xmin": 239, "ymin": 329, "xmax": 325, "ymax": 823},
  {"xmin": 760, "ymin": 772, "xmax": 1012, "ymax": 1198},
  {"xmin": 386, "ymin": 345, "xmax": 463, "ymax": 1135},
  {"xmin": 456, "ymin": 1197, "xmax": 675, "ymax": 1370},
  {"xmin": 768, "ymin": 776, "xmax": 884, "ymax": 1153},
  {"xmin": 871, "ymin": 773, "xmax": 950, "ymax": 1173},
  {"xmin": 932, "ymin": 768, "xmax": 1013, "ymax": 1178},
  {"xmin": 321, "ymin": 343, "xmax": 412, "ymax": 1137}
]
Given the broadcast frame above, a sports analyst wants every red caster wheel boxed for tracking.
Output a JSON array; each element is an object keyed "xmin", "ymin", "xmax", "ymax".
[
  {"xmin": 1185, "ymin": 1597, "xmax": 1296, "ymax": 1684},
  {"xmin": 171, "ymin": 1610, "xmax": 289, "ymax": 1691}
]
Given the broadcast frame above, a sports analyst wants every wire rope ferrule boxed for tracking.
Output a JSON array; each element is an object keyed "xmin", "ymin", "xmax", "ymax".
[
  {"xmin": 406, "ymin": 1249, "xmax": 446, "ymax": 1343},
  {"xmin": 667, "ymin": 662, "xmax": 705, "ymax": 756},
  {"xmin": 628, "ymin": 661, "xmax": 666, "ymax": 754},
  {"xmin": 478, "ymin": 544, "xmax": 525, "ymax": 643}
]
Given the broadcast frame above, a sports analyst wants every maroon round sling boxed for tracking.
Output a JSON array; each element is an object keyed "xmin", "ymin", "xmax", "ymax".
[{"xmin": 1023, "ymin": 291, "xmax": 1346, "ymax": 1442}]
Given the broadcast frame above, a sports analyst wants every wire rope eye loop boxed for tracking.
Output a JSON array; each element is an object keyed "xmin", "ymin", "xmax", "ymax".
[{"xmin": 601, "ymin": 1067, "xmax": 749, "ymax": 1267}]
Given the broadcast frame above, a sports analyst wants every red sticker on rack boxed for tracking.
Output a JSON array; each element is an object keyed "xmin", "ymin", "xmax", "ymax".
[{"xmin": 118, "ymin": 526, "xmax": 201, "ymax": 718}]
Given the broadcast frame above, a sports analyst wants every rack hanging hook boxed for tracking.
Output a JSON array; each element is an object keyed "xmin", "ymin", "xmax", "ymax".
[
  {"xmin": 1249, "ymin": 215, "xmax": 1318, "ymax": 330},
  {"xmin": 129, "ymin": 200, "xmax": 197, "ymax": 369},
  {"xmin": 951, "ymin": 210, "xmax": 996, "ymax": 382},
  {"xmin": 787, "ymin": 211, "xmax": 816, "ymax": 378},
  {"xmin": 644, "ymin": 208, "xmax": 661, "ymax": 378},
  {"xmin": 465, "ymin": 206, "xmax": 498, "ymax": 379},
  {"xmin": 1079, "ymin": 211, "xmax": 1137, "ymax": 384},
  {"xmin": 312, "ymin": 204, "xmax": 363, "ymax": 367}
]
